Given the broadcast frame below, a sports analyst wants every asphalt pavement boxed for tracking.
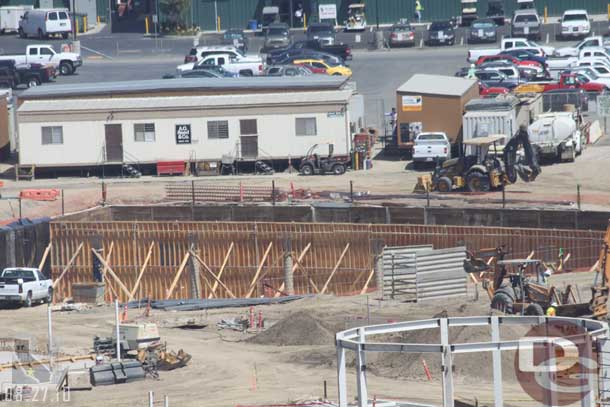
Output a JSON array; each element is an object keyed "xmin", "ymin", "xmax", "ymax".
[{"xmin": 2, "ymin": 20, "xmax": 609, "ymax": 129}]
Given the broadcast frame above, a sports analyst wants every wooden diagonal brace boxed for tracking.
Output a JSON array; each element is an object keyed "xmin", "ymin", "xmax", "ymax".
[
  {"xmin": 246, "ymin": 242, "xmax": 273, "ymax": 298},
  {"xmin": 320, "ymin": 243, "xmax": 350, "ymax": 295},
  {"xmin": 166, "ymin": 250, "xmax": 191, "ymax": 299},
  {"xmin": 190, "ymin": 250, "xmax": 236, "ymax": 298},
  {"xmin": 52, "ymin": 243, "xmax": 84, "ymax": 289},
  {"xmin": 209, "ymin": 242, "xmax": 234, "ymax": 298},
  {"xmin": 91, "ymin": 248, "xmax": 131, "ymax": 300},
  {"xmin": 129, "ymin": 242, "xmax": 155, "ymax": 301}
]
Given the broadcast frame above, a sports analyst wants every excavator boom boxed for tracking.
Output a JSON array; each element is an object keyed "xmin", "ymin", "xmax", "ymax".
[{"xmin": 503, "ymin": 126, "xmax": 541, "ymax": 184}]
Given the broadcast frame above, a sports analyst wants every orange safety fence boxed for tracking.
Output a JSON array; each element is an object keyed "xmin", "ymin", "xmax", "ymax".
[{"xmin": 20, "ymin": 189, "xmax": 60, "ymax": 201}]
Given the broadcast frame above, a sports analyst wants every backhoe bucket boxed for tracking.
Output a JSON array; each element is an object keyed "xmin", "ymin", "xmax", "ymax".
[{"xmin": 413, "ymin": 175, "xmax": 432, "ymax": 193}]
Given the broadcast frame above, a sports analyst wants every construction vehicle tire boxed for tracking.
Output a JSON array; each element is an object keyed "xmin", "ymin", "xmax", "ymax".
[
  {"xmin": 332, "ymin": 164, "xmax": 346, "ymax": 175},
  {"xmin": 300, "ymin": 164, "xmax": 314, "ymax": 176},
  {"xmin": 466, "ymin": 171, "xmax": 490, "ymax": 192},
  {"xmin": 491, "ymin": 292, "xmax": 513, "ymax": 314},
  {"xmin": 524, "ymin": 303, "xmax": 544, "ymax": 316},
  {"xmin": 436, "ymin": 176, "xmax": 452, "ymax": 193},
  {"xmin": 495, "ymin": 283, "xmax": 515, "ymax": 301}
]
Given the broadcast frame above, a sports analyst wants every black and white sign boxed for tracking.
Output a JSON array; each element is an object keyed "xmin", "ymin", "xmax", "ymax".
[{"xmin": 175, "ymin": 124, "xmax": 191, "ymax": 144}]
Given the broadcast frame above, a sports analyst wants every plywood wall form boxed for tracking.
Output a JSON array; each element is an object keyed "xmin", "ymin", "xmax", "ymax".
[{"xmin": 49, "ymin": 221, "xmax": 604, "ymax": 302}]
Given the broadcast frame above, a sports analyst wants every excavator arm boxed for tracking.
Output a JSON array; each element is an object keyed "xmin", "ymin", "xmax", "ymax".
[{"xmin": 503, "ymin": 125, "xmax": 541, "ymax": 184}]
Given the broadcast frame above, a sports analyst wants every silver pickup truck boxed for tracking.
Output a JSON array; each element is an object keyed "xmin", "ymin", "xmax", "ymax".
[{"xmin": 0, "ymin": 267, "xmax": 52, "ymax": 307}]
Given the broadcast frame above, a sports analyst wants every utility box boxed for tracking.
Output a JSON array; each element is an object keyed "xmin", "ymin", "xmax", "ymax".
[
  {"xmin": 119, "ymin": 323, "xmax": 160, "ymax": 350},
  {"xmin": 72, "ymin": 282, "xmax": 105, "ymax": 304},
  {"xmin": 396, "ymin": 74, "xmax": 479, "ymax": 153},
  {"xmin": 67, "ymin": 369, "xmax": 92, "ymax": 390}
]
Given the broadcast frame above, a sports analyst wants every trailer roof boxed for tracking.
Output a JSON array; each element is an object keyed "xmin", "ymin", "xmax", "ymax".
[
  {"xmin": 18, "ymin": 90, "xmax": 353, "ymax": 113},
  {"xmin": 397, "ymin": 74, "xmax": 477, "ymax": 97},
  {"xmin": 19, "ymin": 76, "xmax": 349, "ymax": 100}
]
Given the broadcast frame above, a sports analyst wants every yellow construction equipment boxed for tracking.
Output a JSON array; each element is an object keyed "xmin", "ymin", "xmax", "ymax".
[{"xmin": 592, "ymin": 221, "xmax": 610, "ymax": 319}]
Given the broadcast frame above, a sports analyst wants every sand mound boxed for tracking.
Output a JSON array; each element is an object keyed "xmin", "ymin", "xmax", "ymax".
[{"xmin": 248, "ymin": 311, "xmax": 336, "ymax": 346}]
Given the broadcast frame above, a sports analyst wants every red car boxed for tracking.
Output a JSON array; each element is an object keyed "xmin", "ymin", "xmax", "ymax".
[
  {"xmin": 476, "ymin": 54, "xmax": 541, "ymax": 70},
  {"xmin": 479, "ymin": 82, "xmax": 509, "ymax": 96}
]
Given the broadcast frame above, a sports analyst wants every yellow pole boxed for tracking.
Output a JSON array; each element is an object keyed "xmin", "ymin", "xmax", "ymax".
[
  {"xmin": 83, "ymin": 16, "xmax": 87, "ymax": 32},
  {"xmin": 303, "ymin": 13, "xmax": 307, "ymax": 29},
  {"xmin": 544, "ymin": 6, "xmax": 547, "ymax": 24},
  {"xmin": 217, "ymin": 16, "xmax": 221, "ymax": 31},
  {"xmin": 97, "ymin": 15, "xmax": 100, "ymax": 24},
  {"xmin": 75, "ymin": 18, "xmax": 79, "ymax": 34},
  {"xmin": 608, "ymin": 4, "xmax": 610, "ymax": 20},
  {"xmin": 145, "ymin": 16, "xmax": 149, "ymax": 34}
]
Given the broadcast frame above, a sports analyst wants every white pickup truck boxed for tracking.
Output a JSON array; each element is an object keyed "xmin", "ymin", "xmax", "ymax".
[
  {"xmin": 546, "ymin": 47, "xmax": 610, "ymax": 73},
  {"xmin": 0, "ymin": 44, "xmax": 82, "ymax": 75},
  {"xmin": 177, "ymin": 53, "xmax": 264, "ymax": 76},
  {"xmin": 554, "ymin": 36, "xmax": 607, "ymax": 57},
  {"xmin": 0, "ymin": 267, "xmax": 52, "ymax": 307},
  {"xmin": 467, "ymin": 38, "xmax": 555, "ymax": 63},
  {"xmin": 412, "ymin": 132, "xmax": 451, "ymax": 166}
]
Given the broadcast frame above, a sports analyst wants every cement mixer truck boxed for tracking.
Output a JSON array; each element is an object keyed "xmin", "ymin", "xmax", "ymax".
[{"xmin": 528, "ymin": 112, "xmax": 581, "ymax": 162}]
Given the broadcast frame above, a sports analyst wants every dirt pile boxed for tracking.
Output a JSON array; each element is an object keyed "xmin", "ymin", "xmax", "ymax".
[{"xmin": 248, "ymin": 311, "xmax": 336, "ymax": 346}]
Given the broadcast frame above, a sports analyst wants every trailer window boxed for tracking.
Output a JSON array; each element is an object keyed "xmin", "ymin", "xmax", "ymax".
[
  {"xmin": 41, "ymin": 126, "xmax": 63, "ymax": 145},
  {"xmin": 207, "ymin": 120, "xmax": 229, "ymax": 139},
  {"xmin": 58, "ymin": 11, "xmax": 68, "ymax": 19},
  {"xmin": 48, "ymin": 12, "xmax": 58, "ymax": 20},
  {"xmin": 240, "ymin": 119, "xmax": 257, "ymax": 135},
  {"xmin": 134, "ymin": 123, "xmax": 156, "ymax": 142},
  {"xmin": 296, "ymin": 118, "xmax": 317, "ymax": 136}
]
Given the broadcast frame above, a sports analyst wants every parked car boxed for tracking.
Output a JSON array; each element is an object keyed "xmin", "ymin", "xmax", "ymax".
[
  {"xmin": 265, "ymin": 40, "xmax": 350, "ymax": 63},
  {"xmin": 412, "ymin": 132, "xmax": 451, "ymax": 167},
  {"xmin": 511, "ymin": 9, "xmax": 541, "ymax": 40},
  {"xmin": 565, "ymin": 67, "xmax": 610, "ymax": 88},
  {"xmin": 542, "ymin": 73, "xmax": 606, "ymax": 93},
  {"xmin": 0, "ymin": 268, "xmax": 52, "ymax": 307},
  {"xmin": 177, "ymin": 53, "xmax": 263, "ymax": 76},
  {"xmin": 18, "ymin": 8, "xmax": 71, "ymax": 39},
  {"xmin": 265, "ymin": 65, "xmax": 312, "ymax": 76},
  {"xmin": 292, "ymin": 59, "xmax": 352, "ymax": 76},
  {"xmin": 480, "ymin": 63, "xmax": 522, "ymax": 82},
  {"xmin": 306, "ymin": 23, "xmax": 335, "ymax": 45},
  {"xmin": 274, "ymin": 50, "xmax": 343, "ymax": 67},
  {"xmin": 264, "ymin": 23, "xmax": 292, "ymax": 51},
  {"xmin": 467, "ymin": 37, "xmax": 554, "ymax": 63},
  {"xmin": 0, "ymin": 44, "xmax": 81, "ymax": 75},
  {"xmin": 221, "ymin": 29, "xmax": 248, "ymax": 52},
  {"xmin": 191, "ymin": 64, "xmax": 237, "ymax": 77},
  {"xmin": 474, "ymin": 70, "xmax": 520, "ymax": 89},
  {"xmin": 485, "ymin": 0, "xmax": 505, "ymax": 25},
  {"xmin": 572, "ymin": 59, "xmax": 610, "ymax": 77},
  {"xmin": 184, "ymin": 45, "xmax": 249, "ymax": 64},
  {"xmin": 500, "ymin": 48, "xmax": 547, "ymax": 67},
  {"xmin": 178, "ymin": 51, "xmax": 264, "ymax": 74},
  {"xmin": 554, "ymin": 36, "xmax": 608, "ymax": 57},
  {"xmin": 479, "ymin": 82, "xmax": 509, "ymax": 96},
  {"xmin": 468, "ymin": 18, "xmax": 498, "ymax": 43},
  {"xmin": 0, "ymin": 60, "xmax": 56, "ymax": 88},
  {"xmin": 559, "ymin": 9, "xmax": 590, "ymax": 40},
  {"xmin": 388, "ymin": 22, "xmax": 415, "ymax": 48},
  {"xmin": 426, "ymin": 20, "xmax": 455, "ymax": 46}
]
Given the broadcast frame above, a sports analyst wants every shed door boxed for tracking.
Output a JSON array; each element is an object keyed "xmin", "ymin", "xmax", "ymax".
[
  {"xmin": 105, "ymin": 124, "xmax": 123, "ymax": 162},
  {"xmin": 241, "ymin": 136, "xmax": 258, "ymax": 158}
]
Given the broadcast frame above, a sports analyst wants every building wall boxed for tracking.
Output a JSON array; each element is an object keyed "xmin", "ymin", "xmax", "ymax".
[
  {"xmin": 18, "ymin": 110, "xmax": 349, "ymax": 166},
  {"xmin": 183, "ymin": 0, "xmax": 610, "ymax": 31}
]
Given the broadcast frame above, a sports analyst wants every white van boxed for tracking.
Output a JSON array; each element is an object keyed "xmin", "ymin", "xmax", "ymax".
[{"xmin": 18, "ymin": 8, "xmax": 71, "ymax": 39}]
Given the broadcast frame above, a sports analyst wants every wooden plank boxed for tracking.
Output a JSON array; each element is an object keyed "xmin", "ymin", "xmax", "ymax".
[
  {"xmin": 91, "ymin": 249, "xmax": 132, "ymax": 300},
  {"xmin": 274, "ymin": 243, "xmax": 312, "ymax": 297},
  {"xmin": 360, "ymin": 269, "xmax": 376, "ymax": 295},
  {"xmin": 309, "ymin": 277, "xmax": 320, "ymax": 293},
  {"xmin": 209, "ymin": 242, "xmax": 234, "ymax": 298},
  {"xmin": 166, "ymin": 250, "xmax": 191, "ymax": 299},
  {"xmin": 190, "ymin": 250, "xmax": 237, "ymax": 298},
  {"xmin": 52, "ymin": 243, "xmax": 84, "ymax": 289},
  {"xmin": 101, "ymin": 242, "xmax": 118, "ymax": 301},
  {"xmin": 320, "ymin": 243, "xmax": 350, "ymax": 295},
  {"xmin": 128, "ymin": 242, "xmax": 155, "ymax": 301},
  {"xmin": 246, "ymin": 242, "xmax": 273, "ymax": 298},
  {"xmin": 38, "ymin": 243, "xmax": 52, "ymax": 270}
]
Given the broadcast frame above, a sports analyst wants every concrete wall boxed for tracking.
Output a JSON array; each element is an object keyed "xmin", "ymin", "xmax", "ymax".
[
  {"xmin": 97, "ymin": 204, "xmax": 610, "ymax": 231},
  {"xmin": 18, "ymin": 111, "xmax": 349, "ymax": 166}
]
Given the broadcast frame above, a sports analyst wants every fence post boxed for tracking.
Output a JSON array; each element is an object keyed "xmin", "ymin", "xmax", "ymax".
[
  {"xmin": 375, "ymin": 252, "xmax": 384, "ymax": 299},
  {"xmin": 61, "ymin": 189, "xmax": 65, "ymax": 215},
  {"xmin": 502, "ymin": 185, "xmax": 506, "ymax": 209},
  {"xmin": 350, "ymin": 180, "xmax": 354, "ymax": 202},
  {"xmin": 191, "ymin": 180, "xmax": 195, "ymax": 206},
  {"xmin": 390, "ymin": 254, "xmax": 395, "ymax": 299},
  {"xmin": 577, "ymin": 184, "xmax": 581, "ymax": 210},
  {"xmin": 272, "ymin": 180, "xmax": 276, "ymax": 206},
  {"xmin": 18, "ymin": 197, "xmax": 22, "ymax": 219}
]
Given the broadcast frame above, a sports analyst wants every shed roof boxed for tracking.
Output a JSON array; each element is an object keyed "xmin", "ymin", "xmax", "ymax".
[
  {"xmin": 397, "ymin": 74, "xmax": 477, "ymax": 97},
  {"xmin": 18, "ymin": 90, "xmax": 353, "ymax": 113},
  {"xmin": 19, "ymin": 76, "xmax": 349, "ymax": 100}
]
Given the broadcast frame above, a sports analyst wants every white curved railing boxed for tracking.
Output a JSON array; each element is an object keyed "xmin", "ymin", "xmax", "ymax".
[{"xmin": 335, "ymin": 316, "xmax": 610, "ymax": 407}]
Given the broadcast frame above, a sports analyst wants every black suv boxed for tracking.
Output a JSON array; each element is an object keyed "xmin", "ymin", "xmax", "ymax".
[{"xmin": 426, "ymin": 20, "xmax": 455, "ymax": 46}]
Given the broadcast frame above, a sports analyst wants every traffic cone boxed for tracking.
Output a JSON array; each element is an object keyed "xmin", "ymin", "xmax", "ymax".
[{"xmin": 121, "ymin": 304, "xmax": 128, "ymax": 322}]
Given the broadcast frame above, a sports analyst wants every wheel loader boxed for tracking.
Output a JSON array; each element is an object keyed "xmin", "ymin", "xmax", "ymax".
[{"xmin": 414, "ymin": 126, "xmax": 541, "ymax": 193}]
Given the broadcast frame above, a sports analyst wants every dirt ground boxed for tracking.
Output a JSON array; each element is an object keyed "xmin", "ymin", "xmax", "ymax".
[
  {"xmin": 0, "ymin": 271, "xmax": 598, "ymax": 407},
  {"xmin": 1, "ymin": 139, "xmax": 610, "ymax": 222}
]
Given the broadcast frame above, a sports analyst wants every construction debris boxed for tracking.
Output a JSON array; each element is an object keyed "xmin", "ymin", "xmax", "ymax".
[
  {"xmin": 123, "ymin": 295, "xmax": 305, "ymax": 312},
  {"xmin": 217, "ymin": 317, "xmax": 250, "ymax": 332}
]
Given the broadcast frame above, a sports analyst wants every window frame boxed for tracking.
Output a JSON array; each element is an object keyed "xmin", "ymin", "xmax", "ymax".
[
  {"xmin": 41, "ymin": 126, "xmax": 63, "ymax": 145},
  {"xmin": 295, "ymin": 117, "xmax": 317, "ymax": 136},
  {"xmin": 207, "ymin": 120, "xmax": 230, "ymax": 139},
  {"xmin": 134, "ymin": 123, "xmax": 156, "ymax": 142}
]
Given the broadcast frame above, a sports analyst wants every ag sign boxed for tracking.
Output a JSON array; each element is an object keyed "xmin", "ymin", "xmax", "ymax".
[
  {"xmin": 402, "ymin": 95, "xmax": 422, "ymax": 112},
  {"xmin": 175, "ymin": 124, "xmax": 192, "ymax": 144},
  {"xmin": 319, "ymin": 4, "xmax": 337, "ymax": 20}
]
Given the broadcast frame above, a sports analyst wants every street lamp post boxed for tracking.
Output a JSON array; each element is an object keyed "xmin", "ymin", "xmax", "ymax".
[
  {"xmin": 375, "ymin": 0, "xmax": 379, "ymax": 29},
  {"xmin": 72, "ymin": 0, "xmax": 77, "ymax": 40}
]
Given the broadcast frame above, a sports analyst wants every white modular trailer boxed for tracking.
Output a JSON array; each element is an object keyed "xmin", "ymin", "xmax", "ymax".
[
  {"xmin": 0, "ymin": 6, "xmax": 33, "ymax": 33},
  {"xmin": 17, "ymin": 91, "xmax": 356, "ymax": 167}
]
